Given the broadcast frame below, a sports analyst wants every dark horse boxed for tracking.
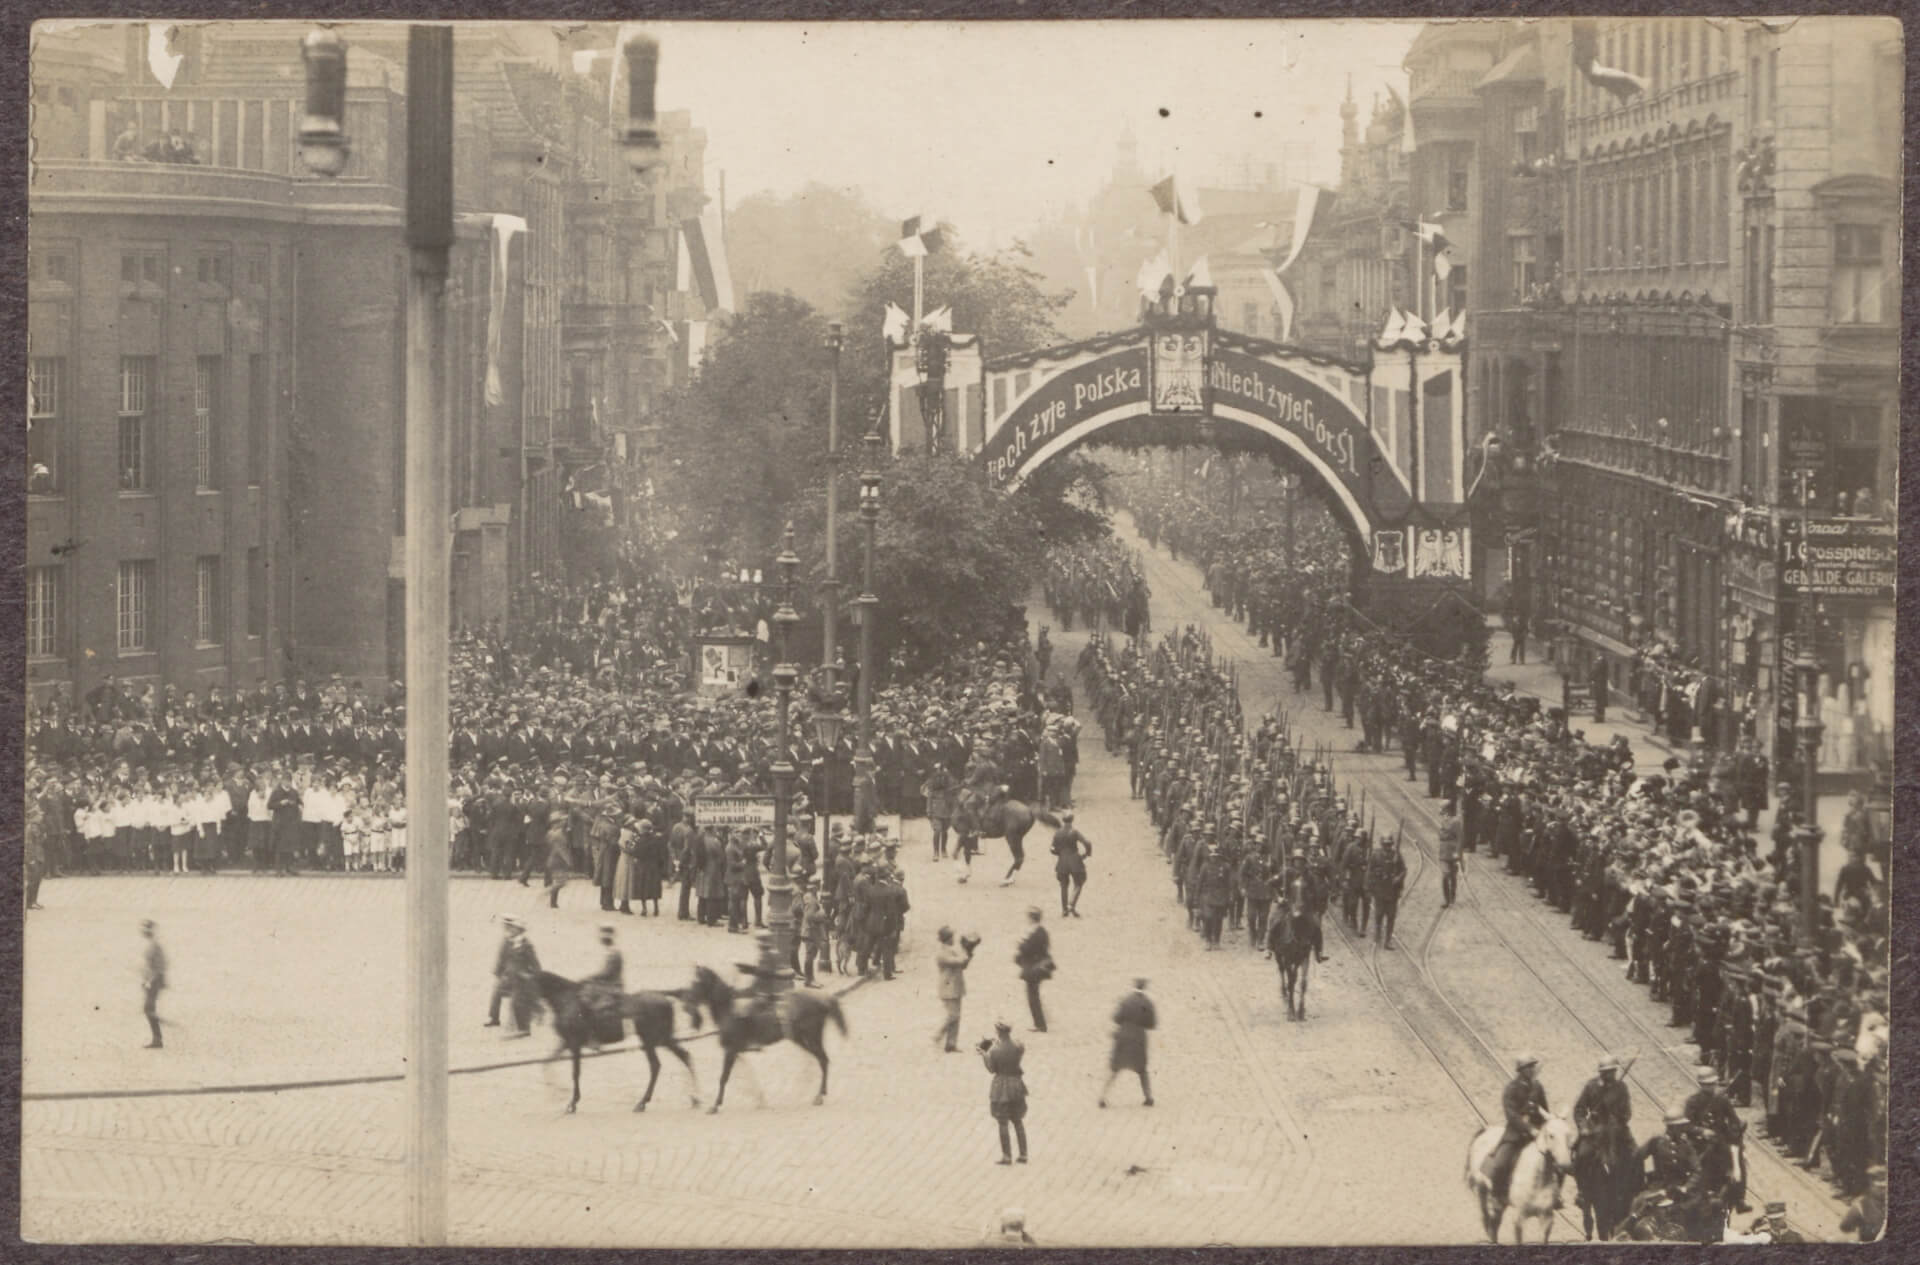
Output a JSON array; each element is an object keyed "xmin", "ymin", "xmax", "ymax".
[
  {"xmin": 685, "ymin": 965, "xmax": 846, "ymax": 1113},
  {"xmin": 1265, "ymin": 879, "xmax": 1317, "ymax": 1020},
  {"xmin": 1573, "ymin": 1119, "xmax": 1637, "ymax": 1241},
  {"xmin": 959, "ymin": 788, "xmax": 1058, "ymax": 883},
  {"xmin": 533, "ymin": 971, "xmax": 703, "ymax": 1114}
]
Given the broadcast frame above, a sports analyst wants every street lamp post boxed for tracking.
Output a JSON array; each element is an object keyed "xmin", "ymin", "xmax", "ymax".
[
  {"xmin": 767, "ymin": 526, "xmax": 802, "ymax": 981},
  {"xmin": 823, "ymin": 321, "xmax": 845, "ymax": 672},
  {"xmin": 852, "ymin": 428, "xmax": 883, "ymax": 833},
  {"xmin": 1792, "ymin": 633, "xmax": 1825, "ymax": 946}
]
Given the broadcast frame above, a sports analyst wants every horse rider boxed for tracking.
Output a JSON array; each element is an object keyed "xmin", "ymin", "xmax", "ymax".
[
  {"xmin": 1485, "ymin": 1053, "xmax": 1552, "ymax": 1207},
  {"xmin": 1573, "ymin": 1054, "xmax": 1634, "ymax": 1173},
  {"xmin": 1683, "ymin": 1067, "xmax": 1749, "ymax": 1212},
  {"xmin": 579, "ymin": 923, "xmax": 624, "ymax": 1021},
  {"xmin": 485, "ymin": 915, "xmax": 541, "ymax": 1037},
  {"xmin": 734, "ymin": 930, "xmax": 791, "ymax": 1025}
]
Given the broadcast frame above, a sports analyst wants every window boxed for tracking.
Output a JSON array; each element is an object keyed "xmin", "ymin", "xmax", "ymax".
[
  {"xmin": 196, "ymin": 556, "xmax": 224, "ymax": 645},
  {"xmin": 1832, "ymin": 405, "xmax": 1887, "ymax": 515},
  {"xmin": 1447, "ymin": 265, "xmax": 1468, "ymax": 317},
  {"xmin": 196, "ymin": 253, "xmax": 229, "ymax": 288},
  {"xmin": 1676, "ymin": 159, "xmax": 1692, "ymax": 266},
  {"xmin": 117, "ymin": 560, "xmax": 154, "ymax": 653},
  {"xmin": 1748, "ymin": 55, "xmax": 1763, "ymax": 127},
  {"xmin": 1514, "ymin": 106, "xmax": 1540, "ymax": 165},
  {"xmin": 118, "ymin": 356, "xmax": 154, "ymax": 491},
  {"xmin": 1740, "ymin": 392, "xmax": 1767, "ymax": 495},
  {"xmin": 1447, "ymin": 156, "xmax": 1470, "ymax": 213},
  {"xmin": 243, "ymin": 253, "xmax": 267, "ymax": 288},
  {"xmin": 195, "ymin": 355, "xmax": 222, "ymax": 489},
  {"xmin": 28, "ymin": 356, "xmax": 61, "ymax": 493},
  {"xmin": 121, "ymin": 249, "xmax": 164, "ymax": 291},
  {"xmin": 1694, "ymin": 159, "xmax": 1711, "ymax": 264},
  {"xmin": 1510, "ymin": 235, "xmax": 1537, "ymax": 301},
  {"xmin": 27, "ymin": 567, "xmax": 61, "ymax": 659},
  {"xmin": 247, "ymin": 547, "xmax": 267, "ymax": 637},
  {"xmin": 32, "ymin": 246, "xmax": 73, "ymax": 286},
  {"xmin": 1832, "ymin": 225, "xmax": 1886, "ymax": 324},
  {"xmin": 248, "ymin": 353, "xmax": 267, "ymax": 485}
]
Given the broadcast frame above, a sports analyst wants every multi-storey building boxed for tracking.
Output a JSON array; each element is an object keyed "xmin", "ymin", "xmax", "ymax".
[
  {"xmin": 26, "ymin": 21, "xmax": 723, "ymax": 701},
  {"xmin": 1460, "ymin": 16, "xmax": 1898, "ymax": 781}
]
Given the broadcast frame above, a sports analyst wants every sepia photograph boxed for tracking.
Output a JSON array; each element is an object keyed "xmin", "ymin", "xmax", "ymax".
[{"xmin": 20, "ymin": 15, "xmax": 1897, "ymax": 1247}]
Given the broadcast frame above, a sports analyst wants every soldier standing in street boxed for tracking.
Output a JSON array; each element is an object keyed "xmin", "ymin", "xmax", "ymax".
[
  {"xmin": 139, "ymin": 919, "xmax": 167, "ymax": 1049},
  {"xmin": 980, "ymin": 1019, "xmax": 1030, "ymax": 1165},
  {"xmin": 1049, "ymin": 812, "xmax": 1093, "ymax": 918},
  {"xmin": 798, "ymin": 875, "xmax": 829, "ymax": 987},
  {"xmin": 1369, "ymin": 833, "xmax": 1408, "ymax": 949},
  {"xmin": 1437, "ymin": 799, "xmax": 1463, "ymax": 908}
]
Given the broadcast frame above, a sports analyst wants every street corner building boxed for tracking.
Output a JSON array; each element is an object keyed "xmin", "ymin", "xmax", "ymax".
[{"xmin": 27, "ymin": 22, "xmax": 732, "ymax": 704}]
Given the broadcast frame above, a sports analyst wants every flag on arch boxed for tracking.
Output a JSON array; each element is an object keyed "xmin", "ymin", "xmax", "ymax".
[
  {"xmin": 898, "ymin": 215, "xmax": 945, "ymax": 259},
  {"xmin": 882, "ymin": 302, "xmax": 910, "ymax": 345},
  {"xmin": 1148, "ymin": 174, "xmax": 1203, "ymax": 225}
]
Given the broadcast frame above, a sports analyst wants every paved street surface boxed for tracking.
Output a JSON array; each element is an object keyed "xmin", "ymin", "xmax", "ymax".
[{"xmin": 21, "ymin": 514, "xmax": 1847, "ymax": 1245}]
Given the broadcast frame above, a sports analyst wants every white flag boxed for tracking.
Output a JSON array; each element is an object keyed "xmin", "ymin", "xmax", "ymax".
[
  {"xmin": 921, "ymin": 305, "xmax": 953, "ymax": 334},
  {"xmin": 1399, "ymin": 308, "xmax": 1429, "ymax": 343},
  {"xmin": 1183, "ymin": 256, "xmax": 1213, "ymax": 290},
  {"xmin": 1378, "ymin": 309, "xmax": 1407, "ymax": 346},
  {"xmin": 882, "ymin": 302, "xmax": 910, "ymax": 345},
  {"xmin": 1262, "ymin": 270, "xmax": 1295, "ymax": 342},
  {"xmin": 1135, "ymin": 251, "xmax": 1171, "ymax": 299}
]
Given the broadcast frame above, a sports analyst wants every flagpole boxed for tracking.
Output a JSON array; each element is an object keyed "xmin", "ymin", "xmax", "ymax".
[{"xmin": 913, "ymin": 254, "xmax": 924, "ymax": 331}]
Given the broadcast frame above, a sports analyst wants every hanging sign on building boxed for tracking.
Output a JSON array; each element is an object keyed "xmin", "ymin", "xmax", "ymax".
[
  {"xmin": 1779, "ymin": 517, "xmax": 1895, "ymax": 601},
  {"xmin": 692, "ymin": 796, "xmax": 778, "ymax": 828},
  {"xmin": 1408, "ymin": 524, "xmax": 1470, "ymax": 579}
]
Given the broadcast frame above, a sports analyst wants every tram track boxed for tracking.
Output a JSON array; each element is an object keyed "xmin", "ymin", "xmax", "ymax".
[
  {"xmin": 1123, "ymin": 523, "xmax": 1838, "ymax": 1238},
  {"xmin": 1339, "ymin": 758, "xmax": 1841, "ymax": 1235}
]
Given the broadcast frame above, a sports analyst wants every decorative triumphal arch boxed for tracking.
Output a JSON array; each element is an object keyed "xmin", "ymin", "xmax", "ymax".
[{"xmin": 959, "ymin": 290, "xmax": 1475, "ymax": 586}]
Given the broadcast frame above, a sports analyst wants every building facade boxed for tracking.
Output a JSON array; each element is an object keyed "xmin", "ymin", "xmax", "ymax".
[
  {"xmin": 26, "ymin": 22, "xmax": 723, "ymax": 702},
  {"xmin": 1457, "ymin": 16, "xmax": 1898, "ymax": 779}
]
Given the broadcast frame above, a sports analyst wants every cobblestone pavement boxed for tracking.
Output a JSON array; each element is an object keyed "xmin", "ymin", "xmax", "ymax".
[
  {"xmin": 1122, "ymin": 512, "xmax": 1850, "ymax": 1242},
  {"xmin": 20, "ymin": 514, "xmax": 1846, "ymax": 1246}
]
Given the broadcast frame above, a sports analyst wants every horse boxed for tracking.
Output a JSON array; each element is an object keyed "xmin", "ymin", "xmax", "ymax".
[
  {"xmin": 1571, "ymin": 1119, "xmax": 1637, "ymax": 1241},
  {"xmin": 1465, "ymin": 1115, "xmax": 1577, "ymax": 1243},
  {"xmin": 959, "ymin": 787, "xmax": 1058, "ymax": 882},
  {"xmin": 1265, "ymin": 880, "xmax": 1316, "ymax": 1021},
  {"xmin": 533, "ymin": 971, "xmax": 703, "ymax": 1115},
  {"xmin": 685, "ymin": 965, "xmax": 847, "ymax": 1113}
]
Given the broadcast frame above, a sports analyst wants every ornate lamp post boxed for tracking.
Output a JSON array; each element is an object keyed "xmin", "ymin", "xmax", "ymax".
[
  {"xmin": 852, "ymin": 427, "xmax": 883, "ymax": 833},
  {"xmin": 1791, "ymin": 631, "xmax": 1825, "ymax": 945},
  {"xmin": 810, "ymin": 682, "xmax": 848, "ymax": 833},
  {"xmin": 766, "ymin": 526, "xmax": 802, "ymax": 983}
]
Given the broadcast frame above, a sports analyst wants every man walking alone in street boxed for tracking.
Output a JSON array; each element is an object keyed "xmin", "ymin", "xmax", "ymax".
[
  {"xmin": 1369, "ymin": 834, "xmax": 1408, "ymax": 949},
  {"xmin": 934, "ymin": 926, "xmax": 978, "ymax": 1051},
  {"xmin": 139, "ymin": 919, "xmax": 167, "ymax": 1049},
  {"xmin": 1437, "ymin": 800, "xmax": 1463, "ymax": 908},
  {"xmin": 1098, "ymin": 978, "xmax": 1157, "ymax": 1108}
]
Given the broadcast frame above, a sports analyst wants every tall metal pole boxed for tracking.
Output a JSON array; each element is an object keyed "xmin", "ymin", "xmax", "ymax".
[
  {"xmin": 822, "ymin": 323, "xmax": 843, "ymax": 681},
  {"xmin": 853, "ymin": 428, "xmax": 882, "ymax": 833},
  {"xmin": 402, "ymin": 24, "xmax": 453, "ymax": 1248},
  {"xmin": 768, "ymin": 526, "xmax": 801, "ymax": 979},
  {"xmin": 1791, "ymin": 468, "xmax": 1824, "ymax": 945}
]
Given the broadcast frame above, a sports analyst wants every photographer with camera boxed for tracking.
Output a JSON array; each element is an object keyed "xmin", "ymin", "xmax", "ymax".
[
  {"xmin": 934, "ymin": 925, "xmax": 980, "ymax": 1052},
  {"xmin": 978, "ymin": 1020, "xmax": 1029, "ymax": 1165}
]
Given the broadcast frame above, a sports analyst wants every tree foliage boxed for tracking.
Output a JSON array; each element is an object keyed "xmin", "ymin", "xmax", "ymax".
[
  {"xmin": 653, "ymin": 228, "xmax": 1104, "ymax": 676},
  {"xmin": 724, "ymin": 183, "xmax": 894, "ymax": 319}
]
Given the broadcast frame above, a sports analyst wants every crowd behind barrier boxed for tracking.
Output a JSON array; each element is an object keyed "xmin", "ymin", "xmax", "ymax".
[{"xmin": 1082, "ymin": 475, "xmax": 1889, "ymax": 1231}]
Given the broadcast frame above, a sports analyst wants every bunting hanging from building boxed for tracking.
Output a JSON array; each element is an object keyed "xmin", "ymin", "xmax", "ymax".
[
  {"xmin": 1433, "ymin": 241, "xmax": 1456, "ymax": 281},
  {"xmin": 1262, "ymin": 269, "xmax": 1295, "ymax": 343},
  {"xmin": 146, "ymin": 23, "xmax": 185, "ymax": 89},
  {"xmin": 1273, "ymin": 184, "xmax": 1333, "ymax": 275},
  {"xmin": 1571, "ymin": 20, "xmax": 1651, "ymax": 100},
  {"xmin": 484, "ymin": 214, "xmax": 528, "ymax": 408},
  {"xmin": 1134, "ymin": 249, "xmax": 1172, "ymax": 302}
]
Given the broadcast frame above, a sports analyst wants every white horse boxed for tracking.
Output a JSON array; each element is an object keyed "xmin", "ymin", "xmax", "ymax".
[{"xmin": 1465, "ymin": 1115, "xmax": 1577, "ymax": 1243}]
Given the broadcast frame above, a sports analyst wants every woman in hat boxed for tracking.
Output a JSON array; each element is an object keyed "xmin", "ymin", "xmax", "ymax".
[{"xmin": 978, "ymin": 1020, "xmax": 1029, "ymax": 1165}]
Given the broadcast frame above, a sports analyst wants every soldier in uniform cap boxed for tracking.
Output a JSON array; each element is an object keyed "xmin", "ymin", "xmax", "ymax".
[
  {"xmin": 1484, "ymin": 1053, "xmax": 1550, "ymax": 1206},
  {"xmin": 1684, "ymin": 1067, "xmax": 1748, "ymax": 1212}
]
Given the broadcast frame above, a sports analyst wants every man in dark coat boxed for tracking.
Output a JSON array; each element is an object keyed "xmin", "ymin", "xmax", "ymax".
[
  {"xmin": 1098, "ymin": 979, "xmax": 1157, "ymax": 1109},
  {"xmin": 1015, "ymin": 907, "xmax": 1051, "ymax": 1033}
]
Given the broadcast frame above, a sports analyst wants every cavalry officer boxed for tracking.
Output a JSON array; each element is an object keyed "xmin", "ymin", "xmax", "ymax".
[
  {"xmin": 1574, "ymin": 1055, "xmax": 1634, "ymax": 1170},
  {"xmin": 1485, "ymin": 1053, "xmax": 1550, "ymax": 1206},
  {"xmin": 1684, "ymin": 1068, "xmax": 1749, "ymax": 1212}
]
